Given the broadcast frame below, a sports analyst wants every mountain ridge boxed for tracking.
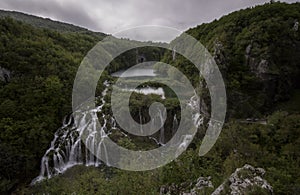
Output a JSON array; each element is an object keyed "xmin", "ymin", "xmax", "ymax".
[{"xmin": 0, "ymin": 9, "xmax": 106, "ymax": 37}]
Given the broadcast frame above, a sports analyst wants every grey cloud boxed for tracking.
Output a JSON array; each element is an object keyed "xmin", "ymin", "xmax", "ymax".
[
  {"xmin": 0, "ymin": 0, "xmax": 101, "ymax": 31},
  {"xmin": 0, "ymin": 0, "xmax": 299, "ymax": 41}
]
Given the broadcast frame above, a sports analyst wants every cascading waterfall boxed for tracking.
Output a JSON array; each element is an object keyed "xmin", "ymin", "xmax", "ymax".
[
  {"xmin": 31, "ymin": 82, "xmax": 111, "ymax": 184},
  {"xmin": 32, "ymin": 80, "xmax": 203, "ymax": 184}
]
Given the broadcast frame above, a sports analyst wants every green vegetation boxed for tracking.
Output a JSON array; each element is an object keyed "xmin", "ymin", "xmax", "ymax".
[
  {"xmin": 0, "ymin": 2, "xmax": 300, "ymax": 194},
  {"xmin": 162, "ymin": 1, "xmax": 300, "ymax": 118},
  {"xmin": 0, "ymin": 10, "xmax": 105, "ymax": 37},
  {"xmin": 0, "ymin": 15, "xmax": 165, "ymax": 194},
  {"xmin": 19, "ymin": 112, "xmax": 300, "ymax": 194},
  {"xmin": 0, "ymin": 16, "xmax": 105, "ymax": 193}
]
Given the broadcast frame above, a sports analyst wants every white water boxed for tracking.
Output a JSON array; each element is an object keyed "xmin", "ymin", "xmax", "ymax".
[
  {"xmin": 172, "ymin": 46, "xmax": 176, "ymax": 61},
  {"xmin": 32, "ymin": 82, "xmax": 202, "ymax": 184},
  {"xmin": 172, "ymin": 115, "xmax": 178, "ymax": 135},
  {"xmin": 31, "ymin": 82, "xmax": 110, "ymax": 184},
  {"xmin": 32, "ymin": 81, "xmax": 168, "ymax": 184},
  {"xmin": 125, "ymin": 87, "xmax": 166, "ymax": 99},
  {"xmin": 111, "ymin": 68, "xmax": 157, "ymax": 78},
  {"xmin": 112, "ymin": 67, "xmax": 165, "ymax": 99}
]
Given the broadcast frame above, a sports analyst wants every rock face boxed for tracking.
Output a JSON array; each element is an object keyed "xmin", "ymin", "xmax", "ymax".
[
  {"xmin": 160, "ymin": 165, "xmax": 272, "ymax": 195},
  {"xmin": 0, "ymin": 67, "xmax": 11, "ymax": 83},
  {"xmin": 213, "ymin": 40, "xmax": 227, "ymax": 73},
  {"xmin": 212, "ymin": 164, "xmax": 273, "ymax": 195},
  {"xmin": 244, "ymin": 43, "xmax": 280, "ymax": 105},
  {"xmin": 194, "ymin": 176, "xmax": 214, "ymax": 190},
  {"xmin": 186, "ymin": 176, "xmax": 214, "ymax": 195},
  {"xmin": 293, "ymin": 20, "xmax": 299, "ymax": 31},
  {"xmin": 245, "ymin": 43, "xmax": 272, "ymax": 79}
]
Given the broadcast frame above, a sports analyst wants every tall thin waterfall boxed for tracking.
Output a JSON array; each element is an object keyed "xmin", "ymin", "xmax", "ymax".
[
  {"xmin": 172, "ymin": 114, "xmax": 178, "ymax": 135},
  {"xmin": 172, "ymin": 46, "xmax": 176, "ymax": 61}
]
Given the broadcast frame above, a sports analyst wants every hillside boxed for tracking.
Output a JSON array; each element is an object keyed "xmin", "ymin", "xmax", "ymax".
[
  {"xmin": 0, "ymin": 14, "xmax": 166, "ymax": 194},
  {"xmin": 162, "ymin": 2, "xmax": 300, "ymax": 118},
  {"xmin": 0, "ymin": 9, "xmax": 105, "ymax": 38},
  {"xmin": 0, "ymin": 2, "xmax": 300, "ymax": 195},
  {"xmin": 0, "ymin": 16, "xmax": 103, "ymax": 194}
]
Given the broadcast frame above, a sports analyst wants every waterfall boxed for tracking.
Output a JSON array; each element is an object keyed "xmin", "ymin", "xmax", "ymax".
[
  {"xmin": 188, "ymin": 93, "xmax": 204, "ymax": 127},
  {"xmin": 111, "ymin": 117, "xmax": 117, "ymax": 130},
  {"xmin": 172, "ymin": 46, "xmax": 176, "ymax": 61},
  {"xmin": 32, "ymin": 81, "xmax": 203, "ymax": 184},
  {"xmin": 149, "ymin": 117, "xmax": 160, "ymax": 145},
  {"xmin": 31, "ymin": 82, "xmax": 111, "ymax": 185},
  {"xmin": 175, "ymin": 135, "xmax": 194, "ymax": 157},
  {"xmin": 172, "ymin": 114, "xmax": 178, "ymax": 135}
]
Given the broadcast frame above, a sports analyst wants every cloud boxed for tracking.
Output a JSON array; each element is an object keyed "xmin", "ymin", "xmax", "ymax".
[
  {"xmin": 0, "ymin": 0, "xmax": 298, "ymax": 41},
  {"xmin": 0, "ymin": 0, "xmax": 99, "ymax": 30}
]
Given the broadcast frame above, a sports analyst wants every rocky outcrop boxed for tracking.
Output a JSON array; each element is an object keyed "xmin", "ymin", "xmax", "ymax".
[
  {"xmin": 213, "ymin": 40, "xmax": 227, "ymax": 73},
  {"xmin": 212, "ymin": 164, "xmax": 273, "ymax": 195},
  {"xmin": 160, "ymin": 165, "xmax": 272, "ymax": 195},
  {"xmin": 184, "ymin": 176, "xmax": 214, "ymax": 195},
  {"xmin": 244, "ymin": 42, "xmax": 279, "ymax": 104},
  {"xmin": 245, "ymin": 42, "xmax": 272, "ymax": 78},
  {"xmin": 293, "ymin": 20, "xmax": 299, "ymax": 31},
  {"xmin": 0, "ymin": 67, "xmax": 11, "ymax": 83}
]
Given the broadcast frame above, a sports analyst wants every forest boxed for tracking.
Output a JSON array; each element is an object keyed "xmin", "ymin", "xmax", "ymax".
[{"xmin": 0, "ymin": 2, "xmax": 300, "ymax": 194}]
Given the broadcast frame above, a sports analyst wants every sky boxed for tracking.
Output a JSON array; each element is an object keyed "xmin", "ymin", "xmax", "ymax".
[{"xmin": 0, "ymin": 0, "xmax": 299, "ymax": 41}]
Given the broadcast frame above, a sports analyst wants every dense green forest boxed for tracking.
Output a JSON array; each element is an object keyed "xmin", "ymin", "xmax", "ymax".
[
  {"xmin": 0, "ymin": 2, "xmax": 300, "ymax": 194},
  {"xmin": 161, "ymin": 2, "xmax": 300, "ymax": 118},
  {"xmin": 0, "ymin": 16, "xmax": 104, "ymax": 193},
  {"xmin": 0, "ymin": 9, "xmax": 106, "ymax": 36}
]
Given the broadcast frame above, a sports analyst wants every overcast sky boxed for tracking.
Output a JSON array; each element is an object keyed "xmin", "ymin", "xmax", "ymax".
[{"xmin": 0, "ymin": 0, "xmax": 299, "ymax": 41}]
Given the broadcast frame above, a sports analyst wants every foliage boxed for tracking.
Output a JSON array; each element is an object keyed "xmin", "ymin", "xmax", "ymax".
[
  {"xmin": 23, "ymin": 112, "xmax": 300, "ymax": 194},
  {"xmin": 1, "ymin": 2, "xmax": 300, "ymax": 194},
  {"xmin": 161, "ymin": 2, "xmax": 300, "ymax": 118}
]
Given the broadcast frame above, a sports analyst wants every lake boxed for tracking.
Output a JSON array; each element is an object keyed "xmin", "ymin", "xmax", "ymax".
[
  {"xmin": 111, "ymin": 68, "xmax": 157, "ymax": 78},
  {"xmin": 111, "ymin": 67, "xmax": 165, "ymax": 99}
]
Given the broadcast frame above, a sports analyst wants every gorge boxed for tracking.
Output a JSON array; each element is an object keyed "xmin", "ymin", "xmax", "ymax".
[{"xmin": 0, "ymin": 2, "xmax": 300, "ymax": 194}]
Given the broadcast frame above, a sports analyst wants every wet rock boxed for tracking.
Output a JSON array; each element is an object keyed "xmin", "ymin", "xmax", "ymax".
[{"xmin": 212, "ymin": 164, "xmax": 273, "ymax": 195}]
